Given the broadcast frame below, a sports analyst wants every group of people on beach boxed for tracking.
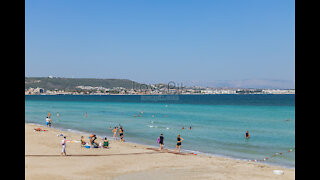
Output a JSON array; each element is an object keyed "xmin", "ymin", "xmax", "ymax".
[
  {"xmin": 111, "ymin": 126, "xmax": 125, "ymax": 142},
  {"xmin": 45, "ymin": 116, "xmax": 52, "ymax": 127},
  {"xmin": 157, "ymin": 134, "xmax": 184, "ymax": 153},
  {"xmin": 80, "ymin": 134, "xmax": 109, "ymax": 149},
  {"xmin": 45, "ymin": 111, "xmax": 61, "ymax": 128}
]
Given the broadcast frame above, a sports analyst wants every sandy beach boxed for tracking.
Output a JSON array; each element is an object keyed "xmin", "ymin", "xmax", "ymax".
[{"xmin": 25, "ymin": 123, "xmax": 295, "ymax": 180}]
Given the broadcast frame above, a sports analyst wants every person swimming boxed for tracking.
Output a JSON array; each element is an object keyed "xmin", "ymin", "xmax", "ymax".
[{"xmin": 245, "ymin": 131, "xmax": 250, "ymax": 139}]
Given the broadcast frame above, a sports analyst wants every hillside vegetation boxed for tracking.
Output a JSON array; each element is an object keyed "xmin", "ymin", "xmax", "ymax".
[{"xmin": 25, "ymin": 77, "xmax": 145, "ymax": 90}]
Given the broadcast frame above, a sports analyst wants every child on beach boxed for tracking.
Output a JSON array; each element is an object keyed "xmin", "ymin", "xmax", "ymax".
[
  {"xmin": 48, "ymin": 118, "xmax": 52, "ymax": 127},
  {"xmin": 61, "ymin": 136, "xmax": 67, "ymax": 156},
  {"xmin": 45, "ymin": 117, "xmax": 50, "ymax": 127},
  {"xmin": 174, "ymin": 134, "xmax": 183, "ymax": 153}
]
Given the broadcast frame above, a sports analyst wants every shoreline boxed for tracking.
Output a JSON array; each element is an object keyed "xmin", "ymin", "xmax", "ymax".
[
  {"xmin": 26, "ymin": 122, "xmax": 294, "ymax": 170},
  {"xmin": 25, "ymin": 123, "xmax": 295, "ymax": 179}
]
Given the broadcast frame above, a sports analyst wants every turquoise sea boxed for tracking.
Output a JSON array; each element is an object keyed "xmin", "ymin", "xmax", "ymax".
[{"xmin": 25, "ymin": 94, "xmax": 295, "ymax": 168}]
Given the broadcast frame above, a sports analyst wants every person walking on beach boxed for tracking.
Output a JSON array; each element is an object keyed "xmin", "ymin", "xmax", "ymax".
[
  {"xmin": 85, "ymin": 112, "xmax": 87, "ymax": 118},
  {"xmin": 112, "ymin": 127, "xmax": 118, "ymax": 140},
  {"xmin": 159, "ymin": 134, "xmax": 164, "ymax": 150},
  {"xmin": 174, "ymin": 134, "xmax": 183, "ymax": 153},
  {"xmin": 61, "ymin": 136, "xmax": 67, "ymax": 156}
]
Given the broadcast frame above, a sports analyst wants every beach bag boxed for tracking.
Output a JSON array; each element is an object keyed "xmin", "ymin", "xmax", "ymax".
[{"xmin": 157, "ymin": 137, "xmax": 160, "ymax": 144}]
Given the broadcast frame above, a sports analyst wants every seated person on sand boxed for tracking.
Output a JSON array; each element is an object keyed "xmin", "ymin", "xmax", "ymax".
[
  {"xmin": 91, "ymin": 135, "xmax": 99, "ymax": 148},
  {"xmin": 34, "ymin": 127, "xmax": 42, "ymax": 131},
  {"xmin": 81, "ymin": 136, "xmax": 86, "ymax": 146},
  {"xmin": 89, "ymin": 134, "xmax": 95, "ymax": 140},
  {"xmin": 103, "ymin": 137, "xmax": 109, "ymax": 148}
]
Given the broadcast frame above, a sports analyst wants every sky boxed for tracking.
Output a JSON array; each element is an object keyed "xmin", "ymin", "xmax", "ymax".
[{"xmin": 25, "ymin": 0, "xmax": 295, "ymax": 88}]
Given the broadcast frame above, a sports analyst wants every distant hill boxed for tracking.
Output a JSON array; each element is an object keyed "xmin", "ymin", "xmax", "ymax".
[{"xmin": 25, "ymin": 77, "xmax": 146, "ymax": 90}]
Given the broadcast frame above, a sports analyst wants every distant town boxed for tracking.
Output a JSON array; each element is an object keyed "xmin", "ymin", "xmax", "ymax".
[
  {"xmin": 25, "ymin": 85, "xmax": 295, "ymax": 95},
  {"xmin": 25, "ymin": 76, "xmax": 294, "ymax": 95}
]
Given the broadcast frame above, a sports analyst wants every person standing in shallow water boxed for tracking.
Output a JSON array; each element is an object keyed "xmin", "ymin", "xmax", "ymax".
[
  {"xmin": 45, "ymin": 117, "xmax": 50, "ymax": 127},
  {"xmin": 175, "ymin": 134, "xmax": 183, "ymax": 153},
  {"xmin": 112, "ymin": 127, "xmax": 118, "ymax": 140},
  {"xmin": 159, "ymin": 134, "xmax": 164, "ymax": 150},
  {"xmin": 119, "ymin": 127, "xmax": 124, "ymax": 142}
]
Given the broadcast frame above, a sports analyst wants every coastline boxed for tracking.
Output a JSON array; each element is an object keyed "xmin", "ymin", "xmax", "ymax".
[
  {"xmin": 26, "ymin": 122, "xmax": 295, "ymax": 169},
  {"xmin": 25, "ymin": 123, "xmax": 295, "ymax": 180}
]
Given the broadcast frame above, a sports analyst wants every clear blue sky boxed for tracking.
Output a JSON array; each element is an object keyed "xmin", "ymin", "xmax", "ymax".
[{"xmin": 25, "ymin": 0, "xmax": 295, "ymax": 86}]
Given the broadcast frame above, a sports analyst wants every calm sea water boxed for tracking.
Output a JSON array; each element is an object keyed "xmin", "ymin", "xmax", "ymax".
[{"xmin": 25, "ymin": 94, "xmax": 295, "ymax": 168}]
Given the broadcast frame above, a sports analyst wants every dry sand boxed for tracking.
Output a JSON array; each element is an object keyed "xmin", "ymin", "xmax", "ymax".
[{"xmin": 25, "ymin": 123, "xmax": 295, "ymax": 180}]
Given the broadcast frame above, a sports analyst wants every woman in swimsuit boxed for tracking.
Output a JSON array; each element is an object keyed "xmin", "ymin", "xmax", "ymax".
[
  {"xmin": 80, "ymin": 136, "xmax": 86, "ymax": 146},
  {"xmin": 112, "ymin": 127, "xmax": 118, "ymax": 140},
  {"xmin": 175, "ymin": 134, "xmax": 183, "ymax": 153},
  {"xmin": 159, "ymin": 134, "xmax": 164, "ymax": 150},
  {"xmin": 119, "ymin": 128, "xmax": 124, "ymax": 142}
]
